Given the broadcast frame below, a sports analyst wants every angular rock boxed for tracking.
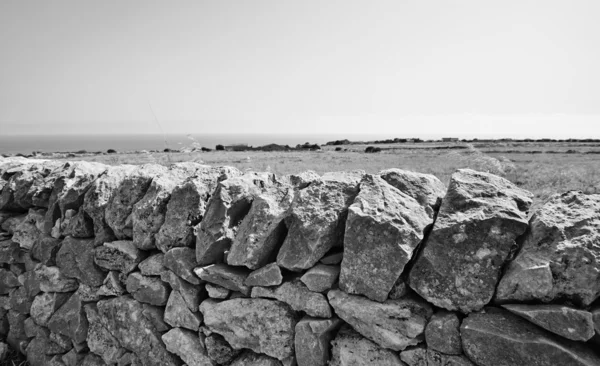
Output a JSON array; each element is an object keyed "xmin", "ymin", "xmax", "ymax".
[
  {"xmin": 461, "ymin": 308, "xmax": 600, "ymax": 366},
  {"xmin": 6, "ymin": 310, "xmax": 28, "ymax": 351},
  {"xmin": 295, "ymin": 316, "xmax": 342, "ymax": 366},
  {"xmin": 97, "ymin": 271, "xmax": 126, "ymax": 297},
  {"xmin": 0, "ymin": 240, "xmax": 20, "ymax": 264},
  {"xmin": 163, "ymin": 247, "xmax": 200, "ymax": 285},
  {"xmin": 389, "ymin": 278, "xmax": 409, "ymax": 300},
  {"xmin": 57, "ymin": 236, "xmax": 106, "ymax": 287},
  {"xmin": 330, "ymin": 325, "xmax": 404, "ymax": 366},
  {"xmin": 162, "ymin": 328, "xmax": 214, "ymax": 366},
  {"xmin": 196, "ymin": 172, "xmax": 274, "ymax": 265},
  {"xmin": 230, "ymin": 350, "xmax": 282, "ymax": 366},
  {"xmin": 245, "ymin": 263, "xmax": 283, "ymax": 287},
  {"xmin": 0, "ymin": 269, "xmax": 20, "ymax": 295},
  {"xmin": 141, "ymin": 303, "xmax": 170, "ymax": 332},
  {"xmin": 593, "ymin": 306, "xmax": 600, "ymax": 334},
  {"xmin": 1, "ymin": 213, "xmax": 26, "ymax": 234},
  {"xmin": 30, "ymin": 292, "xmax": 70, "ymax": 327},
  {"xmin": 138, "ymin": 253, "xmax": 165, "ymax": 276},
  {"xmin": 75, "ymin": 283, "xmax": 101, "ymax": 302},
  {"xmin": 12, "ymin": 209, "xmax": 45, "ymax": 249},
  {"xmin": 425, "ymin": 311, "xmax": 462, "ymax": 355},
  {"xmin": 125, "ymin": 272, "xmax": 170, "ymax": 306},
  {"xmin": 206, "ymin": 333, "xmax": 240, "ymax": 365},
  {"xmin": 251, "ymin": 280, "xmax": 331, "ymax": 318},
  {"xmin": 160, "ymin": 270, "xmax": 205, "ymax": 311},
  {"xmin": 496, "ymin": 191, "xmax": 600, "ymax": 306},
  {"xmin": 206, "ymin": 284, "xmax": 230, "ymax": 299},
  {"xmin": 319, "ymin": 251, "xmax": 343, "ymax": 265},
  {"xmin": 61, "ymin": 208, "xmax": 95, "ymax": 238},
  {"xmin": 502, "ymin": 303, "xmax": 595, "ymax": 341},
  {"xmin": 328, "ymin": 289, "xmax": 432, "ymax": 351},
  {"xmin": 285, "ymin": 170, "xmax": 320, "ymax": 189},
  {"xmin": 94, "ymin": 240, "xmax": 145, "ymax": 274},
  {"xmin": 84, "ymin": 303, "xmax": 127, "ymax": 364},
  {"xmin": 105, "ymin": 164, "xmax": 167, "ymax": 240},
  {"xmin": 0, "ymin": 341, "xmax": 8, "ymax": 361},
  {"xmin": 400, "ymin": 346, "xmax": 474, "ymax": 366},
  {"xmin": 155, "ymin": 166, "xmax": 230, "ymax": 252},
  {"xmin": 300, "ymin": 264, "xmax": 339, "ymax": 293},
  {"xmin": 277, "ymin": 173, "xmax": 361, "ymax": 271},
  {"xmin": 379, "ymin": 168, "xmax": 446, "ymax": 217},
  {"xmin": 81, "ymin": 353, "xmax": 107, "ymax": 366},
  {"xmin": 200, "ymin": 298, "xmax": 297, "ymax": 360},
  {"xmin": 31, "ymin": 235, "xmax": 61, "ymax": 265},
  {"xmin": 25, "ymin": 335, "xmax": 54, "ymax": 366},
  {"xmin": 61, "ymin": 348, "xmax": 86, "ymax": 366},
  {"xmin": 195, "ymin": 264, "xmax": 251, "ymax": 295},
  {"xmin": 409, "ymin": 169, "xmax": 532, "ymax": 312},
  {"xmin": 9, "ymin": 286, "xmax": 34, "ymax": 314},
  {"xmin": 164, "ymin": 290, "xmax": 202, "ymax": 331},
  {"xmin": 35, "ymin": 265, "xmax": 79, "ymax": 292},
  {"xmin": 47, "ymin": 293, "xmax": 88, "ymax": 344}
]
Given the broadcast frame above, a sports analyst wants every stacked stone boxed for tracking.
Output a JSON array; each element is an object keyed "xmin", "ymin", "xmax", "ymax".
[{"xmin": 1, "ymin": 156, "xmax": 600, "ymax": 366}]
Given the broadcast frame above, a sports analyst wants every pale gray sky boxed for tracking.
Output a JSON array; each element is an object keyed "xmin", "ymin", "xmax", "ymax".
[{"xmin": 1, "ymin": 0, "xmax": 599, "ymax": 138}]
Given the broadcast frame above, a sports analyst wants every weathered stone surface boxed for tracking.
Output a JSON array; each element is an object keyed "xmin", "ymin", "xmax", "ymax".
[
  {"xmin": 593, "ymin": 306, "xmax": 600, "ymax": 334},
  {"xmin": 389, "ymin": 278, "xmax": 409, "ymax": 300},
  {"xmin": 461, "ymin": 307, "xmax": 600, "ymax": 366},
  {"xmin": 164, "ymin": 290, "xmax": 201, "ymax": 331},
  {"xmin": 125, "ymin": 272, "xmax": 170, "ymax": 305},
  {"xmin": 96, "ymin": 296, "xmax": 180, "ymax": 366},
  {"xmin": 277, "ymin": 173, "xmax": 361, "ymax": 271},
  {"xmin": 227, "ymin": 185, "xmax": 294, "ymax": 270},
  {"xmin": 6, "ymin": 310, "xmax": 27, "ymax": 351},
  {"xmin": 340, "ymin": 174, "xmax": 433, "ymax": 302},
  {"xmin": 379, "ymin": 168, "xmax": 446, "ymax": 217},
  {"xmin": 61, "ymin": 348, "xmax": 86, "ymax": 366},
  {"xmin": 94, "ymin": 240, "xmax": 145, "ymax": 274},
  {"xmin": 425, "ymin": 311, "xmax": 462, "ymax": 355},
  {"xmin": 84, "ymin": 303, "xmax": 127, "ymax": 364},
  {"xmin": 195, "ymin": 264, "xmax": 251, "ymax": 295},
  {"xmin": 206, "ymin": 333, "xmax": 240, "ymax": 365},
  {"xmin": 81, "ymin": 353, "xmax": 107, "ymax": 366},
  {"xmin": 200, "ymin": 298, "xmax": 297, "ymax": 360},
  {"xmin": 141, "ymin": 303, "xmax": 169, "ymax": 332},
  {"xmin": 105, "ymin": 164, "xmax": 167, "ymax": 240},
  {"xmin": 400, "ymin": 346, "xmax": 474, "ymax": 366},
  {"xmin": 156, "ymin": 166, "xmax": 230, "ymax": 252},
  {"xmin": 30, "ymin": 292, "xmax": 70, "ymax": 327},
  {"xmin": 328, "ymin": 289, "xmax": 432, "ymax": 351},
  {"xmin": 196, "ymin": 172, "xmax": 274, "ymax": 265},
  {"xmin": 9, "ymin": 286, "xmax": 33, "ymax": 314},
  {"xmin": 295, "ymin": 316, "xmax": 342, "ymax": 366},
  {"xmin": 47, "ymin": 293, "xmax": 88, "ymax": 343},
  {"xmin": 35, "ymin": 265, "xmax": 79, "ymax": 292},
  {"xmin": 501, "ymin": 303, "xmax": 595, "ymax": 341},
  {"xmin": 62, "ymin": 207, "xmax": 94, "ymax": 238},
  {"xmin": 251, "ymin": 280, "xmax": 332, "ymax": 318},
  {"xmin": 409, "ymin": 169, "xmax": 532, "ymax": 313},
  {"xmin": 138, "ymin": 253, "xmax": 165, "ymax": 276},
  {"xmin": 496, "ymin": 191, "xmax": 600, "ymax": 306},
  {"xmin": 25, "ymin": 335, "xmax": 53, "ymax": 366},
  {"xmin": 245, "ymin": 263, "xmax": 283, "ymax": 287},
  {"xmin": 230, "ymin": 350, "xmax": 282, "ymax": 366},
  {"xmin": 206, "ymin": 284, "xmax": 230, "ymax": 299},
  {"xmin": 57, "ymin": 236, "xmax": 105, "ymax": 287},
  {"xmin": 1, "ymin": 213, "xmax": 27, "ymax": 234},
  {"xmin": 0, "ymin": 269, "xmax": 19, "ymax": 294},
  {"xmin": 0, "ymin": 240, "xmax": 20, "ymax": 264},
  {"xmin": 162, "ymin": 328, "xmax": 214, "ymax": 366},
  {"xmin": 31, "ymin": 235, "xmax": 61, "ymax": 265},
  {"xmin": 300, "ymin": 264, "xmax": 339, "ymax": 293},
  {"xmin": 164, "ymin": 247, "xmax": 200, "ymax": 285},
  {"xmin": 330, "ymin": 325, "xmax": 404, "ymax": 366},
  {"xmin": 160, "ymin": 270, "xmax": 205, "ymax": 311},
  {"xmin": 12, "ymin": 209, "xmax": 45, "ymax": 250},
  {"xmin": 97, "ymin": 271, "xmax": 126, "ymax": 297},
  {"xmin": 75, "ymin": 283, "xmax": 101, "ymax": 302}
]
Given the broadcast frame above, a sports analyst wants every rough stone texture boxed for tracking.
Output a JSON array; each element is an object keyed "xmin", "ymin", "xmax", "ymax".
[
  {"xmin": 200, "ymin": 298, "xmax": 297, "ymax": 360},
  {"xmin": 205, "ymin": 333, "xmax": 240, "ymax": 365},
  {"xmin": 9, "ymin": 286, "xmax": 34, "ymax": 314},
  {"xmin": 6, "ymin": 310, "xmax": 28, "ymax": 351},
  {"xmin": 94, "ymin": 240, "xmax": 145, "ymax": 275},
  {"xmin": 138, "ymin": 253, "xmax": 165, "ymax": 276},
  {"xmin": 245, "ymin": 263, "xmax": 283, "ymax": 287},
  {"xmin": 30, "ymin": 235, "xmax": 61, "ymax": 265},
  {"xmin": 160, "ymin": 270, "xmax": 205, "ymax": 311},
  {"xmin": 300, "ymin": 264, "xmax": 339, "ymax": 293},
  {"xmin": 30, "ymin": 292, "xmax": 70, "ymax": 327},
  {"xmin": 251, "ymin": 280, "xmax": 332, "ymax": 318},
  {"xmin": 230, "ymin": 350, "xmax": 282, "ymax": 366},
  {"xmin": 125, "ymin": 272, "xmax": 170, "ymax": 306},
  {"xmin": 0, "ymin": 240, "xmax": 20, "ymax": 264},
  {"xmin": 60, "ymin": 207, "xmax": 95, "ymax": 238},
  {"xmin": 501, "ymin": 303, "xmax": 595, "ymax": 341},
  {"xmin": 277, "ymin": 173, "xmax": 361, "ymax": 271},
  {"xmin": 75, "ymin": 283, "xmax": 101, "ymax": 302},
  {"xmin": 105, "ymin": 164, "xmax": 168, "ymax": 240},
  {"xmin": 295, "ymin": 316, "xmax": 342, "ymax": 366},
  {"xmin": 56, "ymin": 236, "xmax": 105, "ymax": 287},
  {"xmin": 155, "ymin": 166, "xmax": 230, "ymax": 252},
  {"xmin": 400, "ymin": 346, "xmax": 474, "ymax": 366},
  {"xmin": 195, "ymin": 264, "xmax": 251, "ymax": 295},
  {"xmin": 389, "ymin": 278, "xmax": 409, "ymax": 300},
  {"xmin": 97, "ymin": 271, "xmax": 126, "ymax": 297},
  {"xmin": 47, "ymin": 293, "xmax": 88, "ymax": 344},
  {"xmin": 164, "ymin": 290, "xmax": 201, "ymax": 331},
  {"xmin": 593, "ymin": 306, "xmax": 600, "ymax": 334},
  {"xmin": 424, "ymin": 311, "xmax": 462, "ymax": 355},
  {"xmin": 379, "ymin": 168, "xmax": 446, "ymax": 217},
  {"xmin": 329, "ymin": 325, "xmax": 404, "ymax": 366},
  {"xmin": 0, "ymin": 269, "xmax": 20, "ymax": 294},
  {"xmin": 496, "ymin": 191, "xmax": 600, "ymax": 306},
  {"xmin": 409, "ymin": 169, "xmax": 532, "ymax": 313},
  {"xmin": 461, "ymin": 307, "xmax": 600, "ymax": 366},
  {"xmin": 0, "ymin": 342, "xmax": 8, "ymax": 362},
  {"xmin": 227, "ymin": 184, "xmax": 294, "ymax": 270},
  {"xmin": 84, "ymin": 303, "xmax": 127, "ymax": 364},
  {"xmin": 163, "ymin": 247, "xmax": 200, "ymax": 285},
  {"xmin": 35, "ymin": 265, "xmax": 79, "ymax": 292},
  {"xmin": 328, "ymin": 289, "xmax": 432, "ymax": 351},
  {"xmin": 12, "ymin": 209, "xmax": 45, "ymax": 250},
  {"xmin": 162, "ymin": 327, "xmax": 214, "ymax": 366},
  {"xmin": 142, "ymin": 303, "xmax": 170, "ymax": 332},
  {"xmin": 1, "ymin": 213, "xmax": 27, "ymax": 234},
  {"xmin": 206, "ymin": 284, "xmax": 230, "ymax": 299}
]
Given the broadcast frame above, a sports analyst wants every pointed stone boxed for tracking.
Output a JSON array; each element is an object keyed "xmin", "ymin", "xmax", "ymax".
[
  {"xmin": 162, "ymin": 328, "xmax": 214, "ymax": 366},
  {"xmin": 194, "ymin": 264, "xmax": 251, "ymax": 295},
  {"xmin": 31, "ymin": 235, "xmax": 62, "ymax": 265},
  {"xmin": 160, "ymin": 270, "xmax": 205, "ymax": 311},
  {"xmin": 164, "ymin": 290, "xmax": 202, "ymax": 331},
  {"xmin": 12, "ymin": 209, "xmax": 44, "ymax": 250},
  {"xmin": 163, "ymin": 247, "xmax": 200, "ymax": 284},
  {"xmin": 94, "ymin": 240, "xmax": 145, "ymax": 274},
  {"xmin": 97, "ymin": 271, "xmax": 126, "ymax": 297},
  {"xmin": 142, "ymin": 303, "xmax": 170, "ymax": 332},
  {"xmin": 206, "ymin": 284, "xmax": 230, "ymax": 299},
  {"xmin": 379, "ymin": 168, "xmax": 446, "ymax": 217},
  {"xmin": 300, "ymin": 264, "xmax": 339, "ymax": 292},
  {"xmin": 0, "ymin": 269, "xmax": 19, "ymax": 295},
  {"xmin": 251, "ymin": 280, "xmax": 331, "ymax": 318},
  {"xmin": 245, "ymin": 263, "xmax": 283, "ymax": 287},
  {"xmin": 319, "ymin": 251, "xmax": 343, "ymax": 265},
  {"xmin": 425, "ymin": 311, "xmax": 462, "ymax": 355},
  {"xmin": 138, "ymin": 253, "xmax": 165, "ymax": 276},
  {"xmin": 0, "ymin": 240, "xmax": 20, "ymax": 264},
  {"xmin": 205, "ymin": 334, "xmax": 241, "ymax": 365},
  {"xmin": 295, "ymin": 316, "xmax": 342, "ymax": 366},
  {"xmin": 389, "ymin": 278, "xmax": 409, "ymax": 300},
  {"xmin": 56, "ymin": 236, "xmax": 106, "ymax": 287},
  {"xmin": 30, "ymin": 292, "xmax": 71, "ymax": 327},
  {"xmin": 35, "ymin": 265, "xmax": 79, "ymax": 292},
  {"xmin": 330, "ymin": 325, "xmax": 404, "ymax": 366},
  {"xmin": 125, "ymin": 273, "xmax": 170, "ymax": 306},
  {"xmin": 84, "ymin": 303, "xmax": 126, "ymax": 364},
  {"xmin": 47, "ymin": 293, "xmax": 88, "ymax": 344}
]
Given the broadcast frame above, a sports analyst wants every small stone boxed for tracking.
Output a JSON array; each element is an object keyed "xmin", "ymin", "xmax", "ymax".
[
  {"xmin": 389, "ymin": 278, "xmax": 409, "ymax": 300},
  {"xmin": 295, "ymin": 316, "xmax": 342, "ymax": 366},
  {"xmin": 251, "ymin": 280, "xmax": 331, "ymax": 318},
  {"xmin": 319, "ymin": 251, "xmax": 343, "ymax": 265},
  {"xmin": 142, "ymin": 304, "xmax": 170, "ymax": 332},
  {"xmin": 125, "ymin": 272, "xmax": 170, "ymax": 306},
  {"xmin": 0, "ymin": 240, "xmax": 20, "ymax": 264},
  {"xmin": 94, "ymin": 240, "xmax": 146, "ymax": 274},
  {"xmin": 0, "ymin": 269, "xmax": 20, "ymax": 295},
  {"xmin": 206, "ymin": 284, "xmax": 230, "ymax": 299},
  {"xmin": 160, "ymin": 270, "xmax": 206, "ymax": 311},
  {"xmin": 138, "ymin": 253, "xmax": 165, "ymax": 276},
  {"xmin": 245, "ymin": 263, "xmax": 283, "ymax": 287},
  {"xmin": 57, "ymin": 236, "xmax": 106, "ymax": 287},
  {"xmin": 502, "ymin": 303, "xmax": 595, "ymax": 341},
  {"xmin": 206, "ymin": 333, "xmax": 241, "ymax": 364},
  {"xmin": 81, "ymin": 353, "xmax": 107, "ymax": 366},
  {"xmin": 194, "ymin": 264, "xmax": 251, "ymax": 295},
  {"xmin": 97, "ymin": 271, "xmax": 126, "ymax": 297},
  {"xmin": 164, "ymin": 290, "xmax": 202, "ymax": 331},
  {"xmin": 163, "ymin": 247, "xmax": 200, "ymax": 285},
  {"xmin": 75, "ymin": 283, "xmax": 101, "ymax": 302},
  {"xmin": 425, "ymin": 311, "xmax": 462, "ymax": 355},
  {"xmin": 300, "ymin": 264, "xmax": 339, "ymax": 292},
  {"xmin": 9, "ymin": 286, "xmax": 33, "ymax": 314},
  {"xmin": 400, "ymin": 346, "xmax": 475, "ymax": 366},
  {"xmin": 47, "ymin": 293, "xmax": 88, "ymax": 344},
  {"xmin": 30, "ymin": 235, "xmax": 62, "ymax": 265},
  {"xmin": 35, "ymin": 265, "xmax": 79, "ymax": 292},
  {"xmin": 30, "ymin": 292, "xmax": 71, "ymax": 327},
  {"xmin": 330, "ymin": 325, "xmax": 404, "ymax": 366},
  {"xmin": 161, "ymin": 328, "xmax": 214, "ymax": 366}
]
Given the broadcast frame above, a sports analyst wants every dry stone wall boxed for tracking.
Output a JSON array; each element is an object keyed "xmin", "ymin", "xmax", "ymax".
[{"xmin": 0, "ymin": 156, "xmax": 599, "ymax": 366}]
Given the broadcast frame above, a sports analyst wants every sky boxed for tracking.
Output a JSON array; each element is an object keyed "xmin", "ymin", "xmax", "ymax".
[{"xmin": 1, "ymin": 0, "xmax": 600, "ymax": 138}]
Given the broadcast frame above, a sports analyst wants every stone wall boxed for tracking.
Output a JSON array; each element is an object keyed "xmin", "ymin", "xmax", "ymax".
[{"xmin": 0, "ymin": 157, "xmax": 599, "ymax": 366}]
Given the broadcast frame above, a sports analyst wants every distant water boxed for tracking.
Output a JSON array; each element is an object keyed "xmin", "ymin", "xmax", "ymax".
[{"xmin": 0, "ymin": 133, "xmax": 427, "ymax": 155}]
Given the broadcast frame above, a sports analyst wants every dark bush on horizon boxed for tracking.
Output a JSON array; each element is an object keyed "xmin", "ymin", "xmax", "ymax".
[
  {"xmin": 216, "ymin": 144, "xmax": 224, "ymax": 151},
  {"xmin": 202, "ymin": 147, "xmax": 212, "ymax": 152},
  {"xmin": 335, "ymin": 147, "xmax": 342, "ymax": 151},
  {"xmin": 365, "ymin": 146, "xmax": 381, "ymax": 153},
  {"xmin": 76, "ymin": 150, "xmax": 87, "ymax": 154},
  {"xmin": 107, "ymin": 149, "xmax": 117, "ymax": 154}
]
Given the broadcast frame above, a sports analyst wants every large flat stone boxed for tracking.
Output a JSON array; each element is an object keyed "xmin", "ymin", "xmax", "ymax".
[
  {"xmin": 125, "ymin": 272, "xmax": 170, "ymax": 306},
  {"xmin": 245, "ymin": 263, "xmax": 283, "ymax": 287},
  {"xmin": 379, "ymin": 168, "xmax": 446, "ymax": 217},
  {"xmin": 194, "ymin": 264, "xmax": 251, "ymax": 295},
  {"xmin": 47, "ymin": 293, "xmax": 88, "ymax": 344},
  {"xmin": 94, "ymin": 240, "xmax": 145, "ymax": 274}
]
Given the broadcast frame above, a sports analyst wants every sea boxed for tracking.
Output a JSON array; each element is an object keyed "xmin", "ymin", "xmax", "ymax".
[{"xmin": 0, "ymin": 133, "xmax": 433, "ymax": 155}]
